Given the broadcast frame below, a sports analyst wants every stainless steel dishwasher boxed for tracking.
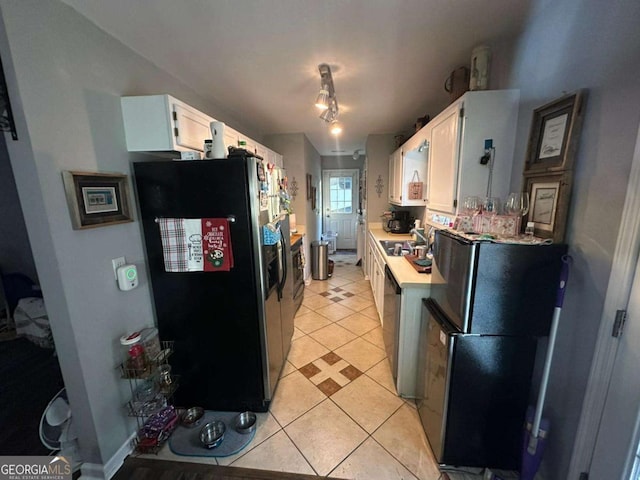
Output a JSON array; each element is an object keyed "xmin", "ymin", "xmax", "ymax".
[{"xmin": 383, "ymin": 265, "xmax": 401, "ymax": 385}]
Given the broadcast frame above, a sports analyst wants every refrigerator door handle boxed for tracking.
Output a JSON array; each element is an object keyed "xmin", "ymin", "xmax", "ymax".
[{"xmin": 278, "ymin": 227, "xmax": 288, "ymax": 299}]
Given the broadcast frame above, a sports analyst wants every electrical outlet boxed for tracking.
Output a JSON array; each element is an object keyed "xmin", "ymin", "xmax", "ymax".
[{"xmin": 112, "ymin": 257, "xmax": 126, "ymax": 280}]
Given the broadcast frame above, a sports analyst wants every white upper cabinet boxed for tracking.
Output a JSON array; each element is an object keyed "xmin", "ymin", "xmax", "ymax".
[
  {"xmin": 172, "ymin": 102, "xmax": 213, "ymax": 152},
  {"xmin": 121, "ymin": 95, "xmax": 213, "ymax": 152},
  {"xmin": 428, "ymin": 102, "xmax": 461, "ymax": 213},
  {"xmin": 238, "ymin": 135, "xmax": 257, "ymax": 154},
  {"xmin": 426, "ymin": 89, "xmax": 520, "ymax": 216},
  {"xmin": 388, "ymin": 125, "xmax": 429, "ymax": 206},
  {"xmin": 388, "ymin": 148, "xmax": 401, "ymax": 204},
  {"xmin": 121, "ymin": 94, "xmax": 282, "ymax": 161},
  {"xmin": 223, "ymin": 126, "xmax": 239, "ymax": 153},
  {"xmin": 256, "ymin": 144, "xmax": 269, "ymax": 160}
]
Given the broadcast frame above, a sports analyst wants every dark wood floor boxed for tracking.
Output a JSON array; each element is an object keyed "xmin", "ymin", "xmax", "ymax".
[{"xmin": 112, "ymin": 457, "xmax": 347, "ymax": 480}]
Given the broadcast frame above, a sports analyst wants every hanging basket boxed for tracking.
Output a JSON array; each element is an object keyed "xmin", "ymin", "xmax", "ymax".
[{"xmin": 408, "ymin": 170, "xmax": 423, "ymax": 200}]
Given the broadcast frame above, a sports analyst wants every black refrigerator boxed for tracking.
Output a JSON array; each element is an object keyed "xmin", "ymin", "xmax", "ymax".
[
  {"xmin": 416, "ymin": 230, "xmax": 567, "ymax": 469},
  {"xmin": 133, "ymin": 153, "xmax": 294, "ymax": 412}
]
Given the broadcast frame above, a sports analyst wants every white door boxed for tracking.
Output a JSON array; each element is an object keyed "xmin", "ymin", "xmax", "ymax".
[
  {"xmin": 590, "ymin": 252, "xmax": 640, "ymax": 478},
  {"xmin": 322, "ymin": 169, "xmax": 358, "ymax": 250}
]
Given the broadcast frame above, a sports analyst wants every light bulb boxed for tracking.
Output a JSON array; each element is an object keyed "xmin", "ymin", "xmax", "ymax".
[
  {"xmin": 330, "ymin": 120, "xmax": 343, "ymax": 135},
  {"xmin": 315, "ymin": 87, "xmax": 329, "ymax": 110}
]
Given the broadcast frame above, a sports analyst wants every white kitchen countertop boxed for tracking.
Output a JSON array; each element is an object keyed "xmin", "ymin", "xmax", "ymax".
[{"xmin": 368, "ymin": 226, "xmax": 432, "ymax": 288}]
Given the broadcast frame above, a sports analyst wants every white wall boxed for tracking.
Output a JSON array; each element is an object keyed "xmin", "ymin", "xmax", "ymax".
[
  {"xmin": 263, "ymin": 133, "xmax": 322, "ymax": 279},
  {"xmin": 321, "ymin": 154, "xmax": 365, "ymax": 172},
  {"xmin": 303, "ymin": 135, "xmax": 322, "ymax": 243},
  {"xmin": 0, "ymin": 0, "xmax": 264, "ymax": 470},
  {"xmin": 504, "ymin": 0, "xmax": 640, "ymax": 478},
  {"xmin": 364, "ymin": 134, "xmax": 396, "ymax": 226}
]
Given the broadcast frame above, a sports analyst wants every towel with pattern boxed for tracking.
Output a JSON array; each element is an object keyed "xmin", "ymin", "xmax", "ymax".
[{"xmin": 157, "ymin": 218, "xmax": 234, "ymax": 272}]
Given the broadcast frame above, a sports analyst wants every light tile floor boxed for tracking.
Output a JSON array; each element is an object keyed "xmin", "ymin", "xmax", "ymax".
[{"xmin": 147, "ymin": 254, "xmax": 446, "ymax": 479}]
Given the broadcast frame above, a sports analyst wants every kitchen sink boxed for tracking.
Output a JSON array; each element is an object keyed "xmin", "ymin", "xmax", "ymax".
[{"xmin": 379, "ymin": 239, "xmax": 415, "ymax": 256}]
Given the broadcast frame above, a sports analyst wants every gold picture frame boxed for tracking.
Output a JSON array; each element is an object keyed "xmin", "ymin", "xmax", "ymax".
[
  {"xmin": 62, "ymin": 171, "xmax": 133, "ymax": 230},
  {"xmin": 306, "ymin": 174, "xmax": 312, "ymax": 200},
  {"xmin": 524, "ymin": 90, "xmax": 586, "ymax": 173}
]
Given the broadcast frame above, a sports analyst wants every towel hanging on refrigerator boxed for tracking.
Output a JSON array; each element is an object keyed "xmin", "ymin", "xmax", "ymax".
[
  {"xmin": 202, "ymin": 218, "xmax": 234, "ymax": 272},
  {"xmin": 157, "ymin": 218, "xmax": 234, "ymax": 272}
]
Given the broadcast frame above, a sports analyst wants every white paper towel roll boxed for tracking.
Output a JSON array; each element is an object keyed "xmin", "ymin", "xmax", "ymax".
[{"xmin": 210, "ymin": 121, "xmax": 227, "ymax": 158}]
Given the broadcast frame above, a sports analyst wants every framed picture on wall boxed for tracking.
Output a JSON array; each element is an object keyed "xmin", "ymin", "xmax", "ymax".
[
  {"xmin": 522, "ymin": 170, "xmax": 573, "ymax": 242},
  {"xmin": 306, "ymin": 174, "xmax": 312, "ymax": 200},
  {"xmin": 524, "ymin": 90, "xmax": 586, "ymax": 173},
  {"xmin": 62, "ymin": 171, "xmax": 133, "ymax": 230}
]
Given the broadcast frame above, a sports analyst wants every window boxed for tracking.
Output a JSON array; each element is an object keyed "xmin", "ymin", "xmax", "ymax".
[{"xmin": 329, "ymin": 176, "xmax": 353, "ymax": 214}]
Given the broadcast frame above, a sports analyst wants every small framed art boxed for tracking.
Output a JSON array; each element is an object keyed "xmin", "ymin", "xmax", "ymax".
[
  {"xmin": 522, "ymin": 171, "xmax": 573, "ymax": 242},
  {"xmin": 62, "ymin": 171, "xmax": 133, "ymax": 230}
]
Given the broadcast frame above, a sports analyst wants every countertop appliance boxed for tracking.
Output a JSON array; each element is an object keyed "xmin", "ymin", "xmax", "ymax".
[
  {"xmin": 417, "ymin": 230, "xmax": 567, "ymax": 469},
  {"xmin": 382, "ymin": 265, "xmax": 401, "ymax": 386},
  {"xmin": 387, "ymin": 210, "xmax": 411, "ymax": 234},
  {"xmin": 133, "ymin": 152, "xmax": 294, "ymax": 412}
]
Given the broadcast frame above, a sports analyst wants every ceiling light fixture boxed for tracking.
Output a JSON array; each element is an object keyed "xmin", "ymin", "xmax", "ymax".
[
  {"xmin": 319, "ymin": 97, "xmax": 338, "ymax": 122},
  {"xmin": 353, "ymin": 149, "xmax": 361, "ymax": 160},
  {"xmin": 330, "ymin": 120, "xmax": 343, "ymax": 135},
  {"xmin": 315, "ymin": 63, "xmax": 342, "ymax": 134},
  {"xmin": 315, "ymin": 86, "xmax": 330, "ymax": 110}
]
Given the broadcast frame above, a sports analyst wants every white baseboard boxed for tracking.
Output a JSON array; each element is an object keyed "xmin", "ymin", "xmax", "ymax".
[{"xmin": 79, "ymin": 432, "xmax": 135, "ymax": 480}]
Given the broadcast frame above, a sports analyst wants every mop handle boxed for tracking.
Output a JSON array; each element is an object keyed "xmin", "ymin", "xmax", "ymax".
[{"xmin": 531, "ymin": 255, "xmax": 571, "ymax": 438}]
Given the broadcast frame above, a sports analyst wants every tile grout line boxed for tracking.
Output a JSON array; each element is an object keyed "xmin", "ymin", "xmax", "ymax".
[
  {"xmin": 279, "ymin": 414, "xmax": 322, "ymax": 477},
  {"xmin": 290, "ymin": 263, "xmax": 428, "ymax": 478}
]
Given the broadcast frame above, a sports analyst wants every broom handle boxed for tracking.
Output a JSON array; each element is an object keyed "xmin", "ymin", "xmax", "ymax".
[{"xmin": 531, "ymin": 256, "xmax": 570, "ymax": 438}]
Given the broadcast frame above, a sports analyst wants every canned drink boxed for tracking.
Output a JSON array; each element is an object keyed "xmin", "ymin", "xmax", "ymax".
[{"xmin": 393, "ymin": 243, "xmax": 402, "ymax": 256}]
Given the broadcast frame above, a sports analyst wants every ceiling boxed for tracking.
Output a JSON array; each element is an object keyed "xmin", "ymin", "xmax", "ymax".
[{"xmin": 60, "ymin": 0, "xmax": 533, "ymax": 156}]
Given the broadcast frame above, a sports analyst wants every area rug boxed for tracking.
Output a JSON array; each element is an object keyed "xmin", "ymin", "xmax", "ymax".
[
  {"xmin": 112, "ymin": 457, "xmax": 345, "ymax": 480},
  {"xmin": 169, "ymin": 410, "xmax": 255, "ymax": 457}
]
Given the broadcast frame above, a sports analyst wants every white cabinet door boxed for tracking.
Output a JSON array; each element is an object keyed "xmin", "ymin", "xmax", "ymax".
[
  {"xmin": 428, "ymin": 101, "xmax": 462, "ymax": 214},
  {"xmin": 399, "ymin": 131, "xmax": 429, "ymax": 206},
  {"xmin": 238, "ymin": 136, "xmax": 257, "ymax": 154},
  {"xmin": 388, "ymin": 152, "xmax": 396, "ymax": 203},
  {"xmin": 389, "ymin": 148, "xmax": 403, "ymax": 204},
  {"xmin": 172, "ymin": 102, "xmax": 213, "ymax": 152},
  {"xmin": 389, "ymin": 137, "xmax": 428, "ymax": 207},
  {"xmin": 256, "ymin": 144, "xmax": 269, "ymax": 161},
  {"xmin": 366, "ymin": 243, "xmax": 373, "ymax": 280},
  {"xmin": 121, "ymin": 94, "xmax": 213, "ymax": 152}
]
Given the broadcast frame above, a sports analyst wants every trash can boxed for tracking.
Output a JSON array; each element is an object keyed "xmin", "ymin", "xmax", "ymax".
[
  {"xmin": 311, "ymin": 241, "xmax": 329, "ymax": 280},
  {"xmin": 322, "ymin": 231, "xmax": 338, "ymax": 254}
]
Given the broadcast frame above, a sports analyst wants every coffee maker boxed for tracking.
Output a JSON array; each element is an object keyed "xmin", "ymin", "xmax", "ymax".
[{"xmin": 387, "ymin": 211, "xmax": 412, "ymax": 234}]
